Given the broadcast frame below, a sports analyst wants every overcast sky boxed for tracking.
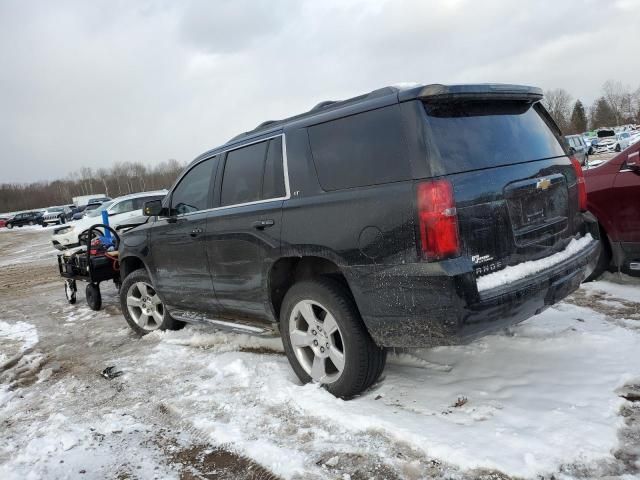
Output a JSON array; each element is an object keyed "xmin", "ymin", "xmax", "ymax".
[{"xmin": 1, "ymin": 0, "xmax": 639, "ymax": 183}]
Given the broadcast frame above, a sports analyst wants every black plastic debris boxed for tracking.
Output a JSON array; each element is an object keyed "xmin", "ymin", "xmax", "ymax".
[{"xmin": 101, "ymin": 366, "xmax": 123, "ymax": 380}]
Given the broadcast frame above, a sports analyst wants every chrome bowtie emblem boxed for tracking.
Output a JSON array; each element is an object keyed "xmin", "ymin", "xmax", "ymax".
[{"xmin": 536, "ymin": 178, "xmax": 551, "ymax": 190}]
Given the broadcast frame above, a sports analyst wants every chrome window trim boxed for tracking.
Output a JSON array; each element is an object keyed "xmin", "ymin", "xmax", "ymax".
[{"xmin": 169, "ymin": 133, "xmax": 290, "ymax": 218}]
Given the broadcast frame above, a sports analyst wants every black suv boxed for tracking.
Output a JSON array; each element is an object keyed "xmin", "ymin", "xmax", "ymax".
[
  {"xmin": 119, "ymin": 84, "xmax": 600, "ymax": 398},
  {"xmin": 6, "ymin": 211, "xmax": 44, "ymax": 228}
]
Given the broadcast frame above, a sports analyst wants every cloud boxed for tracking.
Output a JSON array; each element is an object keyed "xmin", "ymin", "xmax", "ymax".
[{"xmin": 1, "ymin": 0, "xmax": 639, "ymax": 183}]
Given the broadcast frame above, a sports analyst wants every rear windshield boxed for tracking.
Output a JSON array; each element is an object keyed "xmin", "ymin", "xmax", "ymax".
[{"xmin": 423, "ymin": 101, "xmax": 566, "ymax": 174}]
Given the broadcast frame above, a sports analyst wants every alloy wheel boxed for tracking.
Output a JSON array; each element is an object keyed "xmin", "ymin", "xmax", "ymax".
[
  {"xmin": 289, "ymin": 299, "xmax": 345, "ymax": 384},
  {"xmin": 126, "ymin": 282, "xmax": 164, "ymax": 331}
]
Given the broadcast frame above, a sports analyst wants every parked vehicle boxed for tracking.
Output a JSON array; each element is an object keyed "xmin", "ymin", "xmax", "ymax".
[
  {"xmin": 42, "ymin": 206, "xmax": 74, "ymax": 226},
  {"xmin": 584, "ymin": 140, "xmax": 640, "ymax": 278},
  {"xmin": 565, "ymin": 135, "xmax": 589, "ymax": 165},
  {"xmin": 72, "ymin": 194, "xmax": 110, "ymax": 208},
  {"xmin": 6, "ymin": 211, "xmax": 44, "ymax": 228},
  {"xmin": 118, "ymin": 83, "xmax": 600, "ymax": 398},
  {"xmin": 594, "ymin": 129, "xmax": 631, "ymax": 153},
  {"xmin": 52, "ymin": 191, "xmax": 166, "ymax": 250},
  {"xmin": 72, "ymin": 200, "xmax": 107, "ymax": 220},
  {"xmin": 583, "ymin": 135, "xmax": 597, "ymax": 155},
  {"xmin": 0, "ymin": 216, "xmax": 8, "ymax": 228}
]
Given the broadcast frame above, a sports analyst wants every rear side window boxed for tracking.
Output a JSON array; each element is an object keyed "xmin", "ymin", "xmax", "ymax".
[
  {"xmin": 220, "ymin": 136, "xmax": 286, "ymax": 207},
  {"xmin": 423, "ymin": 101, "xmax": 566, "ymax": 174},
  {"xmin": 308, "ymin": 106, "xmax": 411, "ymax": 191},
  {"xmin": 110, "ymin": 199, "xmax": 135, "ymax": 215},
  {"xmin": 171, "ymin": 157, "xmax": 216, "ymax": 215},
  {"xmin": 221, "ymin": 142, "xmax": 268, "ymax": 206},
  {"xmin": 262, "ymin": 137, "xmax": 286, "ymax": 199}
]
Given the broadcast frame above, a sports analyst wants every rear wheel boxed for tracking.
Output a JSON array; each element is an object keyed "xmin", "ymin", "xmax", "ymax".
[
  {"xmin": 6, "ymin": 223, "xmax": 12, "ymax": 229},
  {"xmin": 119, "ymin": 268, "xmax": 184, "ymax": 335},
  {"xmin": 86, "ymin": 283, "xmax": 102, "ymax": 311},
  {"xmin": 280, "ymin": 278, "xmax": 386, "ymax": 399}
]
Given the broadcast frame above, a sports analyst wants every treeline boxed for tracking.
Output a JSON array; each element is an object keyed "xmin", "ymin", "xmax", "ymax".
[
  {"xmin": 0, "ymin": 159, "xmax": 185, "ymax": 213},
  {"xmin": 544, "ymin": 79, "xmax": 640, "ymax": 134}
]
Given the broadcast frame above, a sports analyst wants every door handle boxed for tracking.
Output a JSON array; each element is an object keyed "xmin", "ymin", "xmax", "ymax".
[
  {"xmin": 190, "ymin": 227, "xmax": 203, "ymax": 237},
  {"xmin": 251, "ymin": 219, "xmax": 275, "ymax": 230}
]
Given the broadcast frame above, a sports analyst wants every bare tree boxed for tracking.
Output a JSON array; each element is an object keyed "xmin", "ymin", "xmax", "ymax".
[
  {"xmin": 543, "ymin": 89, "xmax": 573, "ymax": 132},
  {"xmin": 0, "ymin": 160, "xmax": 185, "ymax": 213},
  {"xmin": 602, "ymin": 80, "xmax": 631, "ymax": 125}
]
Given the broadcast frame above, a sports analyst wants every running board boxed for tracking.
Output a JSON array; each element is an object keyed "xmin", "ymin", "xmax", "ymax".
[{"xmin": 170, "ymin": 309, "xmax": 278, "ymax": 337}]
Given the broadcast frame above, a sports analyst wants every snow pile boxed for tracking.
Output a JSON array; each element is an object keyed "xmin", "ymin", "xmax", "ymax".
[
  {"xmin": 477, "ymin": 234, "xmax": 595, "ymax": 291},
  {"xmin": 146, "ymin": 325, "xmax": 284, "ymax": 353},
  {"xmin": 0, "ymin": 320, "xmax": 38, "ymax": 365},
  {"xmin": 125, "ymin": 298, "xmax": 640, "ymax": 479}
]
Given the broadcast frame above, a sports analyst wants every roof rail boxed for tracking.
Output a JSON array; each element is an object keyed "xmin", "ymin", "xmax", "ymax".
[
  {"xmin": 311, "ymin": 100, "xmax": 337, "ymax": 111},
  {"xmin": 255, "ymin": 120, "xmax": 277, "ymax": 129},
  {"xmin": 226, "ymin": 86, "xmax": 402, "ymax": 144}
]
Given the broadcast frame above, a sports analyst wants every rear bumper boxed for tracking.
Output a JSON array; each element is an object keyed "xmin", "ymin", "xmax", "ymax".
[{"xmin": 347, "ymin": 214, "xmax": 600, "ymax": 348}]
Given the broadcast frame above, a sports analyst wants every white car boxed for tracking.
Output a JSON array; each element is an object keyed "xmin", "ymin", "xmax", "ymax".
[
  {"xmin": 52, "ymin": 190, "xmax": 166, "ymax": 250},
  {"xmin": 593, "ymin": 131, "xmax": 631, "ymax": 154}
]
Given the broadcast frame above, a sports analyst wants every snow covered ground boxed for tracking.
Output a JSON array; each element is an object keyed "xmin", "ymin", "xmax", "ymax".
[{"xmin": 1, "ymin": 228, "xmax": 640, "ymax": 479}]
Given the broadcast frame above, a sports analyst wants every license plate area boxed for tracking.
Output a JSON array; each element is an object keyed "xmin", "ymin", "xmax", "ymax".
[{"xmin": 505, "ymin": 174, "xmax": 568, "ymax": 247}]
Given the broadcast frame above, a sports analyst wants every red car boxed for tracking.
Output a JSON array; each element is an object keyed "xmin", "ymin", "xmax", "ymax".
[
  {"xmin": 583, "ymin": 142, "xmax": 640, "ymax": 278},
  {"xmin": 0, "ymin": 217, "xmax": 8, "ymax": 228}
]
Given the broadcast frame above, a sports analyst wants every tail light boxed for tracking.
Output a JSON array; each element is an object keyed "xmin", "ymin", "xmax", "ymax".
[
  {"xmin": 569, "ymin": 156, "xmax": 587, "ymax": 212},
  {"xmin": 416, "ymin": 179, "xmax": 460, "ymax": 260}
]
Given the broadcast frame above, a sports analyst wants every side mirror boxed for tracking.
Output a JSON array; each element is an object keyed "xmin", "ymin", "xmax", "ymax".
[
  {"xmin": 627, "ymin": 151, "xmax": 640, "ymax": 174},
  {"xmin": 143, "ymin": 199, "xmax": 163, "ymax": 216}
]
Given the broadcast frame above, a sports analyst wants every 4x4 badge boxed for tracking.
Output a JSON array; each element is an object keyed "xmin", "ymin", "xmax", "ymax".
[{"xmin": 536, "ymin": 178, "xmax": 551, "ymax": 190}]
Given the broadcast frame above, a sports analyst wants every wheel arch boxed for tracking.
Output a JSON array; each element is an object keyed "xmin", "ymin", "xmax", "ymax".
[
  {"xmin": 268, "ymin": 256, "xmax": 356, "ymax": 321},
  {"xmin": 120, "ymin": 255, "xmax": 151, "ymax": 281}
]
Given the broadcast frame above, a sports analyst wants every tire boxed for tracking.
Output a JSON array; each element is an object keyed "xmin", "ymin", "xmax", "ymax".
[
  {"xmin": 119, "ymin": 268, "xmax": 184, "ymax": 335},
  {"xmin": 28, "ymin": 221, "xmax": 34, "ymax": 226},
  {"xmin": 280, "ymin": 277, "xmax": 386, "ymax": 399},
  {"xmin": 86, "ymin": 284, "xmax": 102, "ymax": 311},
  {"xmin": 585, "ymin": 227, "xmax": 612, "ymax": 282},
  {"xmin": 615, "ymin": 144, "xmax": 621, "ymax": 152},
  {"xmin": 6, "ymin": 223, "xmax": 12, "ymax": 229},
  {"xmin": 65, "ymin": 280, "xmax": 77, "ymax": 305},
  {"xmin": 60, "ymin": 216, "xmax": 66, "ymax": 224}
]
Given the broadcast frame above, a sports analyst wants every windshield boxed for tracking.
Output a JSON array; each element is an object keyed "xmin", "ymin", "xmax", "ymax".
[
  {"xmin": 48, "ymin": 207, "xmax": 63, "ymax": 212},
  {"xmin": 85, "ymin": 201, "xmax": 114, "ymax": 217}
]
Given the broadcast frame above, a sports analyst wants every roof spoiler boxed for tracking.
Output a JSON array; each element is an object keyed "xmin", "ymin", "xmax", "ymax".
[{"xmin": 399, "ymin": 83, "xmax": 543, "ymax": 103}]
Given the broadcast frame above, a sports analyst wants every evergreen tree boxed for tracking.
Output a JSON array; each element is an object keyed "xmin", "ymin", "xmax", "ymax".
[
  {"xmin": 592, "ymin": 97, "xmax": 617, "ymax": 129},
  {"xmin": 569, "ymin": 100, "xmax": 587, "ymax": 134}
]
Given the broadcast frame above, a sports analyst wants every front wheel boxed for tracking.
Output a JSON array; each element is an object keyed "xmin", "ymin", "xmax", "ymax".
[
  {"xmin": 119, "ymin": 269, "xmax": 184, "ymax": 335},
  {"xmin": 280, "ymin": 278, "xmax": 386, "ymax": 399},
  {"xmin": 615, "ymin": 144, "xmax": 621, "ymax": 152},
  {"xmin": 65, "ymin": 280, "xmax": 77, "ymax": 304}
]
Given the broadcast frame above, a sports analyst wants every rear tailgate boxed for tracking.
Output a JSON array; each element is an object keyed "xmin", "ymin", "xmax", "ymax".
[{"xmin": 420, "ymin": 95, "xmax": 583, "ymax": 281}]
